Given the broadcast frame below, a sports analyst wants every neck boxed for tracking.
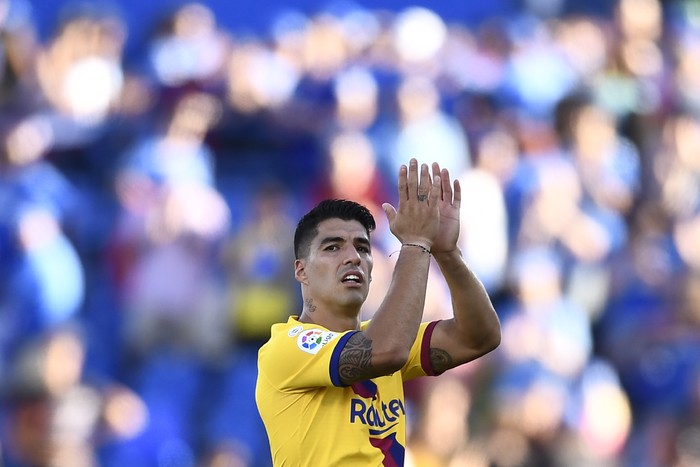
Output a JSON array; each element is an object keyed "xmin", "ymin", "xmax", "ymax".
[{"xmin": 298, "ymin": 305, "xmax": 361, "ymax": 332}]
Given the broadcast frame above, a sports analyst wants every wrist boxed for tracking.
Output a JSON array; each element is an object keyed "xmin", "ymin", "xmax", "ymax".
[
  {"xmin": 431, "ymin": 248, "xmax": 461, "ymax": 260},
  {"xmin": 399, "ymin": 237, "xmax": 432, "ymax": 250},
  {"xmin": 401, "ymin": 242, "xmax": 432, "ymax": 255}
]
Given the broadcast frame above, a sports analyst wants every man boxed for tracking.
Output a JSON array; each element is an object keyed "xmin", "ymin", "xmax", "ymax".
[{"xmin": 255, "ymin": 159, "xmax": 501, "ymax": 466}]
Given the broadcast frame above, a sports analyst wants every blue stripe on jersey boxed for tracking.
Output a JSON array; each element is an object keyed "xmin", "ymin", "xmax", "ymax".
[
  {"xmin": 329, "ymin": 330, "xmax": 360, "ymax": 387},
  {"xmin": 368, "ymin": 423, "xmax": 399, "ymax": 436}
]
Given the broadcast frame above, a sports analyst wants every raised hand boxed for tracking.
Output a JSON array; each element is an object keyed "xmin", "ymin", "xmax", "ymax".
[
  {"xmin": 430, "ymin": 162, "xmax": 461, "ymax": 254},
  {"xmin": 382, "ymin": 159, "xmax": 441, "ymax": 249}
]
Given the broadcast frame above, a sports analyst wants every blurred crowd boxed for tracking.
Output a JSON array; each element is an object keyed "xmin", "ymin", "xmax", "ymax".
[{"xmin": 1, "ymin": 0, "xmax": 700, "ymax": 465}]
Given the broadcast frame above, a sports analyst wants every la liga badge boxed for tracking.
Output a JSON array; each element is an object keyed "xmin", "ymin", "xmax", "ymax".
[{"xmin": 297, "ymin": 329, "xmax": 337, "ymax": 354}]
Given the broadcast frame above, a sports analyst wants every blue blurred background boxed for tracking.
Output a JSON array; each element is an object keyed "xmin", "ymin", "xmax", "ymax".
[{"xmin": 1, "ymin": 0, "xmax": 700, "ymax": 466}]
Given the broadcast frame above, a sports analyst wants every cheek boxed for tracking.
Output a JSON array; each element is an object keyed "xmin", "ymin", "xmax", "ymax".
[{"xmin": 309, "ymin": 263, "xmax": 334, "ymax": 284}]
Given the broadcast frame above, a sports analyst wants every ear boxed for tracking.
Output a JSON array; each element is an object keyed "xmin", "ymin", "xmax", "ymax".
[{"xmin": 294, "ymin": 259, "xmax": 308, "ymax": 285}]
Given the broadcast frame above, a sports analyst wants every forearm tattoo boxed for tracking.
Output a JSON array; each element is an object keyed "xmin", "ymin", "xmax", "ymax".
[
  {"xmin": 338, "ymin": 332, "xmax": 374, "ymax": 384},
  {"xmin": 430, "ymin": 348, "xmax": 453, "ymax": 374}
]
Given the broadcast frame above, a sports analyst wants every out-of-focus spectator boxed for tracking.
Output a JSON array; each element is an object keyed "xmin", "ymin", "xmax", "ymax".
[
  {"xmin": 147, "ymin": 2, "xmax": 231, "ymax": 89},
  {"xmin": 502, "ymin": 18, "xmax": 579, "ymax": 118},
  {"xmin": 407, "ymin": 375, "xmax": 473, "ymax": 467},
  {"xmin": 0, "ymin": 0, "xmax": 42, "ymax": 111},
  {"xmin": 35, "ymin": 3, "xmax": 126, "ymax": 131},
  {"xmin": 1, "ymin": 327, "xmax": 148, "ymax": 467},
  {"xmin": 515, "ymin": 151, "xmax": 618, "ymax": 265},
  {"xmin": 310, "ymin": 129, "xmax": 392, "ymax": 233},
  {"xmin": 388, "ymin": 74, "xmax": 471, "ymax": 178},
  {"xmin": 108, "ymin": 87, "xmax": 230, "ymax": 365},
  {"xmin": 2, "ymin": 206, "xmax": 84, "ymax": 341},
  {"xmin": 109, "ymin": 89, "xmax": 223, "ymax": 285},
  {"xmin": 117, "ymin": 90, "xmax": 220, "ymax": 189},
  {"xmin": 391, "ymin": 6, "xmax": 447, "ymax": 76},
  {"xmin": 118, "ymin": 186, "xmax": 229, "ymax": 355},
  {"xmin": 457, "ymin": 129, "xmax": 510, "ymax": 294},
  {"xmin": 566, "ymin": 100, "xmax": 641, "ymax": 217},
  {"xmin": 488, "ymin": 247, "xmax": 613, "ymax": 465},
  {"xmin": 332, "ymin": 65, "xmax": 379, "ymax": 132},
  {"xmin": 654, "ymin": 111, "xmax": 700, "ymax": 219},
  {"xmin": 203, "ymin": 185, "xmax": 299, "ymax": 467},
  {"xmin": 0, "ymin": 114, "xmax": 84, "ymax": 375},
  {"xmin": 220, "ymin": 183, "xmax": 298, "ymax": 345},
  {"xmin": 440, "ymin": 22, "xmax": 510, "ymax": 95},
  {"xmin": 226, "ymin": 38, "xmax": 299, "ymax": 115},
  {"xmin": 2, "ymin": 1, "xmax": 700, "ymax": 465}
]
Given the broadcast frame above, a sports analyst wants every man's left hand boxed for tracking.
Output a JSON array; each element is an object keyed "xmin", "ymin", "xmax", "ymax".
[{"xmin": 430, "ymin": 162, "xmax": 461, "ymax": 254}]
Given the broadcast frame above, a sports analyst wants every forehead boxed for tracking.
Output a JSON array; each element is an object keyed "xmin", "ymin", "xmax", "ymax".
[{"xmin": 313, "ymin": 218, "xmax": 369, "ymax": 243}]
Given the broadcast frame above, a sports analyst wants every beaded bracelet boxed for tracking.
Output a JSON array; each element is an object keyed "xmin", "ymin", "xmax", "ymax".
[{"xmin": 402, "ymin": 243, "xmax": 431, "ymax": 255}]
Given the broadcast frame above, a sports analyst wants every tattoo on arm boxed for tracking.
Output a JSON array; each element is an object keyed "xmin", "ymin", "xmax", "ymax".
[
  {"xmin": 338, "ymin": 333, "xmax": 374, "ymax": 384},
  {"xmin": 430, "ymin": 348, "xmax": 453, "ymax": 374},
  {"xmin": 304, "ymin": 298, "xmax": 316, "ymax": 313}
]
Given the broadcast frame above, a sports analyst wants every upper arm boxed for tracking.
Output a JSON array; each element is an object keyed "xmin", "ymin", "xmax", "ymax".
[
  {"xmin": 337, "ymin": 331, "xmax": 409, "ymax": 385},
  {"xmin": 428, "ymin": 318, "xmax": 499, "ymax": 374},
  {"xmin": 337, "ymin": 332, "xmax": 375, "ymax": 385},
  {"xmin": 339, "ymin": 321, "xmax": 438, "ymax": 383},
  {"xmin": 336, "ymin": 320, "xmax": 490, "ymax": 384}
]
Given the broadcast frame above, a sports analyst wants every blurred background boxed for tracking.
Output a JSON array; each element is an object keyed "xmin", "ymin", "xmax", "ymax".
[{"xmin": 1, "ymin": 0, "xmax": 700, "ymax": 465}]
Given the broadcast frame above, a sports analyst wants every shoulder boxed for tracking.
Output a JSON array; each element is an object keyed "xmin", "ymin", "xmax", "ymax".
[{"xmin": 260, "ymin": 322, "xmax": 341, "ymax": 360}]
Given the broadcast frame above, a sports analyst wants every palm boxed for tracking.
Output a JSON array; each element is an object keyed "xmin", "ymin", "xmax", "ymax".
[{"xmin": 431, "ymin": 163, "xmax": 461, "ymax": 254}]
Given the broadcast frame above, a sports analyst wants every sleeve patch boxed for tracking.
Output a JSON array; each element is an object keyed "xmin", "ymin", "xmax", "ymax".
[{"xmin": 297, "ymin": 329, "xmax": 337, "ymax": 354}]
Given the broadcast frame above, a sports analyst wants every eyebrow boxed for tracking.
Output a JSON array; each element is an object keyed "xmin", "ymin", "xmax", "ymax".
[{"xmin": 319, "ymin": 236, "xmax": 371, "ymax": 248}]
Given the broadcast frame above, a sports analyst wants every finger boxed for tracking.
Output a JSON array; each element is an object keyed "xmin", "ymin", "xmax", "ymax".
[
  {"xmin": 431, "ymin": 162, "xmax": 441, "ymax": 181},
  {"xmin": 397, "ymin": 164, "xmax": 408, "ymax": 201},
  {"xmin": 441, "ymin": 168, "xmax": 452, "ymax": 202},
  {"xmin": 432, "ymin": 162, "xmax": 443, "ymax": 200},
  {"xmin": 407, "ymin": 158, "xmax": 419, "ymax": 200},
  {"xmin": 429, "ymin": 174, "xmax": 441, "ymax": 205},
  {"xmin": 452, "ymin": 179, "xmax": 461, "ymax": 210},
  {"xmin": 382, "ymin": 202, "xmax": 397, "ymax": 223},
  {"xmin": 418, "ymin": 163, "xmax": 430, "ymax": 201}
]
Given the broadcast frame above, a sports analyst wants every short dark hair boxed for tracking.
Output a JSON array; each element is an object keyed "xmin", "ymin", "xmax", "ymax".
[{"xmin": 294, "ymin": 199, "xmax": 376, "ymax": 259}]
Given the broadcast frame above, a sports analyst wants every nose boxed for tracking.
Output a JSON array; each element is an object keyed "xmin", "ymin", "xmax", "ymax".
[{"xmin": 343, "ymin": 245, "xmax": 362, "ymax": 265}]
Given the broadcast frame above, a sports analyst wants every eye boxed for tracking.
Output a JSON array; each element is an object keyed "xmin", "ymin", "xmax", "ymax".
[
  {"xmin": 357, "ymin": 245, "xmax": 371, "ymax": 254},
  {"xmin": 325, "ymin": 245, "xmax": 339, "ymax": 251}
]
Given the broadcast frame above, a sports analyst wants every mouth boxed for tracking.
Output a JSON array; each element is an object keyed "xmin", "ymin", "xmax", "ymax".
[{"xmin": 341, "ymin": 271, "xmax": 365, "ymax": 287}]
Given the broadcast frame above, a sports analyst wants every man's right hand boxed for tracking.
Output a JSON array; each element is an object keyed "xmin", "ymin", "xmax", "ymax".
[{"xmin": 382, "ymin": 158, "xmax": 441, "ymax": 250}]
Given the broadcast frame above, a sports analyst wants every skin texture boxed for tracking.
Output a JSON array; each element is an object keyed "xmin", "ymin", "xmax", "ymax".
[
  {"xmin": 296, "ymin": 159, "xmax": 501, "ymax": 385},
  {"xmin": 338, "ymin": 333, "xmax": 374, "ymax": 382},
  {"xmin": 429, "ymin": 348, "xmax": 453, "ymax": 374}
]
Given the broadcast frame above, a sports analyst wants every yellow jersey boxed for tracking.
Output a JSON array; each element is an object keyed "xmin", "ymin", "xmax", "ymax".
[{"xmin": 255, "ymin": 316, "xmax": 440, "ymax": 466}]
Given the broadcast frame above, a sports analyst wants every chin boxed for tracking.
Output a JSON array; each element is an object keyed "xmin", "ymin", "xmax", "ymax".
[{"xmin": 338, "ymin": 290, "xmax": 368, "ymax": 308}]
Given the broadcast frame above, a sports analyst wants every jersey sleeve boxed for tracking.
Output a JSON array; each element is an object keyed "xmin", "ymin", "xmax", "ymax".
[
  {"xmin": 401, "ymin": 320, "xmax": 442, "ymax": 381},
  {"xmin": 258, "ymin": 327, "xmax": 359, "ymax": 391}
]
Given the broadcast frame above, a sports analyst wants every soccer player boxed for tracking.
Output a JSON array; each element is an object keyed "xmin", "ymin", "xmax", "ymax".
[{"xmin": 255, "ymin": 158, "xmax": 501, "ymax": 466}]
